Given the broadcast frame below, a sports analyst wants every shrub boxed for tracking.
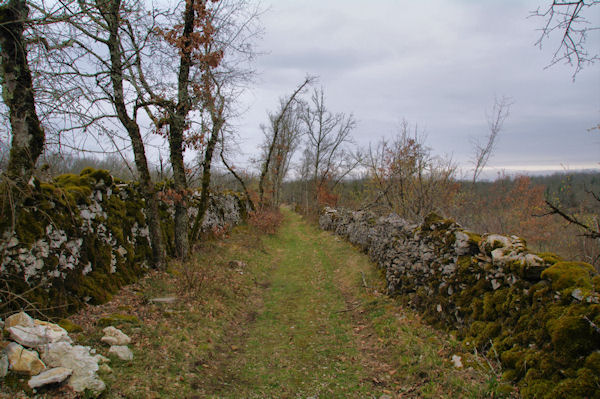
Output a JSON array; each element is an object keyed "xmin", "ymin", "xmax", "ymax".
[{"xmin": 248, "ymin": 208, "xmax": 283, "ymax": 234}]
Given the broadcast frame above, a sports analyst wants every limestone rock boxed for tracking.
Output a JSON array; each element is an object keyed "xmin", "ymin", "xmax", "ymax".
[
  {"xmin": 101, "ymin": 326, "xmax": 131, "ymax": 346},
  {"xmin": 28, "ymin": 367, "xmax": 72, "ymax": 389},
  {"xmin": 0, "ymin": 352, "xmax": 8, "ymax": 378},
  {"xmin": 40, "ymin": 341, "xmax": 105, "ymax": 394},
  {"xmin": 109, "ymin": 345, "xmax": 133, "ymax": 361},
  {"xmin": 5, "ymin": 342, "xmax": 46, "ymax": 375},
  {"xmin": 451, "ymin": 354, "xmax": 463, "ymax": 368},
  {"xmin": 8, "ymin": 321, "xmax": 71, "ymax": 348},
  {"xmin": 480, "ymin": 234, "xmax": 513, "ymax": 254},
  {"xmin": 4, "ymin": 311, "xmax": 34, "ymax": 330}
]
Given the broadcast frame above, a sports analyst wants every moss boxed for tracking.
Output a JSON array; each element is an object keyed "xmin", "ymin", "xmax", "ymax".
[
  {"xmin": 457, "ymin": 255, "xmax": 472, "ymax": 273},
  {"xmin": 14, "ymin": 208, "xmax": 45, "ymax": 245},
  {"xmin": 520, "ymin": 377, "xmax": 554, "ymax": 399},
  {"xmin": 547, "ymin": 310, "xmax": 597, "ymax": 357},
  {"xmin": 58, "ymin": 318, "xmax": 83, "ymax": 333},
  {"xmin": 541, "ymin": 261, "xmax": 596, "ymax": 291},
  {"xmin": 536, "ymin": 252, "xmax": 562, "ymax": 265},
  {"xmin": 551, "ymin": 367, "xmax": 600, "ymax": 399},
  {"xmin": 465, "ymin": 231, "xmax": 482, "ymax": 244},
  {"xmin": 98, "ymin": 313, "xmax": 140, "ymax": 327},
  {"xmin": 495, "ymin": 382, "xmax": 515, "ymax": 396},
  {"xmin": 469, "ymin": 320, "xmax": 501, "ymax": 347},
  {"xmin": 80, "ymin": 167, "xmax": 113, "ymax": 186},
  {"xmin": 422, "ymin": 212, "xmax": 454, "ymax": 232}
]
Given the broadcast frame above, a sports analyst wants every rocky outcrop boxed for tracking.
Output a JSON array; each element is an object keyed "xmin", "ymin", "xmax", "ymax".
[
  {"xmin": 0, "ymin": 169, "xmax": 248, "ymax": 315},
  {"xmin": 320, "ymin": 207, "xmax": 600, "ymax": 399}
]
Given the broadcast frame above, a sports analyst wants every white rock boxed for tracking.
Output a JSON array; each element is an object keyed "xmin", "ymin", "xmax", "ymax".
[
  {"xmin": 571, "ymin": 288, "xmax": 584, "ymax": 301},
  {"xmin": 109, "ymin": 345, "xmax": 133, "ymax": 361},
  {"xmin": 40, "ymin": 341, "xmax": 105, "ymax": 394},
  {"xmin": 454, "ymin": 231, "xmax": 472, "ymax": 255},
  {"xmin": 524, "ymin": 253, "xmax": 543, "ymax": 267},
  {"xmin": 481, "ymin": 234, "xmax": 512, "ymax": 254},
  {"xmin": 8, "ymin": 321, "xmax": 71, "ymax": 348},
  {"xmin": 451, "ymin": 354, "xmax": 463, "ymax": 368},
  {"xmin": 101, "ymin": 326, "xmax": 131, "ymax": 346},
  {"xmin": 4, "ymin": 311, "xmax": 34, "ymax": 330},
  {"xmin": 28, "ymin": 367, "xmax": 72, "ymax": 388},
  {"xmin": 5, "ymin": 342, "xmax": 46, "ymax": 375},
  {"xmin": 0, "ymin": 352, "xmax": 8, "ymax": 378}
]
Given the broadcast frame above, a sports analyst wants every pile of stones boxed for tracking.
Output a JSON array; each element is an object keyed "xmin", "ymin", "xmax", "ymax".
[{"xmin": 1, "ymin": 311, "xmax": 134, "ymax": 396}]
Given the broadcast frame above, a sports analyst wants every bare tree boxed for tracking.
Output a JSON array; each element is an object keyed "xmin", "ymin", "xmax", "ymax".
[
  {"xmin": 300, "ymin": 87, "xmax": 358, "ymax": 209},
  {"xmin": 34, "ymin": 0, "xmax": 171, "ymax": 268},
  {"xmin": 531, "ymin": 0, "xmax": 600, "ymax": 77},
  {"xmin": 471, "ymin": 96, "xmax": 512, "ymax": 184},
  {"xmin": 362, "ymin": 121, "xmax": 456, "ymax": 220},
  {"xmin": 259, "ymin": 100, "xmax": 303, "ymax": 207},
  {"xmin": 258, "ymin": 76, "xmax": 312, "ymax": 207},
  {"xmin": 190, "ymin": 75, "xmax": 226, "ymax": 241}
]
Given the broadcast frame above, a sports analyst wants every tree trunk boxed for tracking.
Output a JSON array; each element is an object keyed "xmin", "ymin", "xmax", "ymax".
[
  {"xmin": 0, "ymin": 0, "xmax": 44, "ymax": 185},
  {"xmin": 99, "ymin": 0, "xmax": 166, "ymax": 269},
  {"xmin": 167, "ymin": 0, "xmax": 196, "ymax": 259},
  {"xmin": 191, "ymin": 118, "xmax": 222, "ymax": 242},
  {"xmin": 169, "ymin": 115, "xmax": 189, "ymax": 259}
]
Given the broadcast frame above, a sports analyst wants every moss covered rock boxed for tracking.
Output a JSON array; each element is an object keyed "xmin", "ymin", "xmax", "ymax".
[
  {"xmin": 320, "ymin": 208, "xmax": 600, "ymax": 399},
  {"xmin": 0, "ymin": 169, "xmax": 248, "ymax": 318}
]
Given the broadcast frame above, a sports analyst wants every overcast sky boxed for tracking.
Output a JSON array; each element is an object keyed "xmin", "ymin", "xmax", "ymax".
[{"xmin": 231, "ymin": 0, "xmax": 600, "ymax": 178}]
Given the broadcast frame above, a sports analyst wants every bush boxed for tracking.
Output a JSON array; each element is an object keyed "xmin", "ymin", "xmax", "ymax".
[{"xmin": 248, "ymin": 208, "xmax": 283, "ymax": 234}]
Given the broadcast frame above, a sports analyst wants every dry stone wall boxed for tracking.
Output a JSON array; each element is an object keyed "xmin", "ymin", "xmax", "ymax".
[
  {"xmin": 320, "ymin": 207, "xmax": 600, "ymax": 399},
  {"xmin": 0, "ymin": 168, "xmax": 247, "ymax": 315}
]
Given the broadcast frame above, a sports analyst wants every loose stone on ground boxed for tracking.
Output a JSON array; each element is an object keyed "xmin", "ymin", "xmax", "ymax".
[
  {"xmin": 101, "ymin": 326, "xmax": 131, "ymax": 346},
  {"xmin": 28, "ymin": 367, "xmax": 72, "ymax": 389},
  {"xmin": 108, "ymin": 345, "xmax": 134, "ymax": 361}
]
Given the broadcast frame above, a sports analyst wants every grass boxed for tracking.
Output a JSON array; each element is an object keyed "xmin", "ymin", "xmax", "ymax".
[{"xmin": 1, "ymin": 208, "xmax": 515, "ymax": 398}]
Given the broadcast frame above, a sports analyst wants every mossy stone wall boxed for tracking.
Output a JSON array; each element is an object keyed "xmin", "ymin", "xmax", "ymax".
[
  {"xmin": 320, "ymin": 207, "xmax": 600, "ymax": 399},
  {"xmin": 0, "ymin": 169, "xmax": 247, "ymax": 316}
]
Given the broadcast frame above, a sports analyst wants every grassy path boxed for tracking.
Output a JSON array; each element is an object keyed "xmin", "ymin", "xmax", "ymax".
[
  {"xmin": 204, "ymin": 210, "xmax": 374, "ymax": 397},
  {"xmin": 195, "ymin": 209, "xmax": 497, "ymax": 398},
  {"xmin": 23, "ymin": 208, "xmax": 502, "ymax": 398}
]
